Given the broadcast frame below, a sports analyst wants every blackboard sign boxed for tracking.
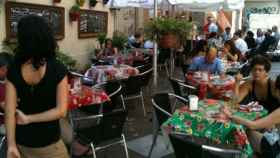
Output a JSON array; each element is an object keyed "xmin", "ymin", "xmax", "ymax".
[
  {"xmin": 78, "ymin": 9, "xmax": 108, "ymax": 38},
  {"xmin": 5, "ymin": 2, "xmax": 65, "ymax": 40}
]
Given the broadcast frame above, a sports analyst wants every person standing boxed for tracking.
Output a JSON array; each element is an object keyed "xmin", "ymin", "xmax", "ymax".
[
  {"xmin": 5, "ymin": 15, "xmax": 69, "ymax": 158},
  {"xmin": 222, "ymin": 27, "xmax": 232, "ymax": 43},
  {"xmin": 272, "ymin": 26, "xmax": 280, "ymax": 50}
]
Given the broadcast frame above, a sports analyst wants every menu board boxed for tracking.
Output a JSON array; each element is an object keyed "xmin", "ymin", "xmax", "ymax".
[
  {"xmin": 5, "ymin": 2, "xmax": 65, "ymax": 40},
  {"xmin": 78, "ymin": 9, "xmax": 108, "ymax": 38}
]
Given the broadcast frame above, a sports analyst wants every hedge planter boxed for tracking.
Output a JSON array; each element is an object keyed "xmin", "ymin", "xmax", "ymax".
[{"xmin": 159, "ymin": 34, "xmax": 178, "ymax": 49}]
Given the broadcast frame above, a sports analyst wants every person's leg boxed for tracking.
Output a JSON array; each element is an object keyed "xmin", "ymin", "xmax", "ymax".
[
  {"xmin": 247, "ymin": 130, "xmax": 263, "ymax": 154},
  {"xmin": 18, "ymin": 140, "xmax": 69, "ymax": 158},
  {"xmin": 60, "ymin": 118, "xmax": 73, "ymax": 146}
]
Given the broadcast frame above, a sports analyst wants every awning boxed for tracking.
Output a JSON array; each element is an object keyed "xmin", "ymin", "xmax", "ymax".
[{"xmin": 108, "ymin": 0, "xmax": 244, "ymax": 11}]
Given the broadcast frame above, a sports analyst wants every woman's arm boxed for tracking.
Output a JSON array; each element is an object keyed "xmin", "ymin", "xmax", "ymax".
[
  {"xmin": 113, "ymin": 47, "xmax": 118, "ymax": 55},
  {"xmin": 231, "ymin": 107, "xmax": 280, "ymax": 130},
  {"xmin": 227, "ymin": 53, "xmax": 238, "ymax": 62},
  {"xmin": 19, "ymin": 76, "xmax": 68, "ymax": 124},
  {"xmin": 235, "ymin": 75, "xmax": 251, "ymax": 103},
  {"xmin": 5, "ymin": 81, "xmax": 18, "ymax": 148}
]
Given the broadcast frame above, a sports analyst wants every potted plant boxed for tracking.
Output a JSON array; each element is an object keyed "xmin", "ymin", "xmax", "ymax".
[
  {"xmin": 53, "ymin": 0, "xmax": 62, "ymax": 3},
  {"xmin": 112, "ymin": 31, "xmax": 127, "ymax": 51},
  {"xmin": 103, "ymin": 0, "xmax": 109, "ymax": 5},
  {"xmin": 145, "ymin": 18, "xmax": 192, "ymax": 49},
  {"xmin": 69, "ymin": 4, "xmax": 80, "ymax": 21},
  {"xmin": 76, "ymin": 0, "xmax": 85, "ymax": 6},
  {"xmin": 97, "ymin": 32, "xmax": 107, "ymax": 49},
  {"xmin": 56, "ymin": 50, "xmax": 78, "ymax": 71},
  {"xmin": 89, "ymin": 0, "xmax": 98, "ymax": 7}
]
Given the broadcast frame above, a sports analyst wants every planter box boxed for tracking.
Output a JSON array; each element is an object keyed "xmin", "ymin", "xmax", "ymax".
[
  {"xmin": 159, "ymin": 34, "xmax": 179, "ymax": 49},
  {"xmin": 69, "ymin": 12, "xmax": 80, "ymax": 21}
]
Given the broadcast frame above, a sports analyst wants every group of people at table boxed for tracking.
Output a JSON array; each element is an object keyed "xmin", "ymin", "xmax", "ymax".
[{"xmin": 180, "ymin": 33, "xmax": 280, "ymax": 157}]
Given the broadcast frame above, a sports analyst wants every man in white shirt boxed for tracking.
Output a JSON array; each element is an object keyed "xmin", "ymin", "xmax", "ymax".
[{"xmin": 233, "ymin": 30, "xmax": 248, "ymax": 56}]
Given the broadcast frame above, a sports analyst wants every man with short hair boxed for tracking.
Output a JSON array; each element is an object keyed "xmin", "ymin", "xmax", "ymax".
[
  {"xmin": 188, "ymin": 47, "xmax": 224, "ymax": 74},
  {"xmin": 203, "ymin": 16, "xmax": 218, "ymax": 38},
  {"xmin": 233, "ymin": 30, "xmax": 248, "ymax": 56},
  {"xmin": 222, "ymin": 27, "xmax": 232, "ymax": 42}
]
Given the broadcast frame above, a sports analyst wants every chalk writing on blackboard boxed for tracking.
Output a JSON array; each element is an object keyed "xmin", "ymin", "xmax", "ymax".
[
  {"xmin": 5, "ymin": 2, "xmax": 65, "ymax": 40},
  {"xmin": 78, "ymin": 9, "xmax": 108, "ymax": 38}
]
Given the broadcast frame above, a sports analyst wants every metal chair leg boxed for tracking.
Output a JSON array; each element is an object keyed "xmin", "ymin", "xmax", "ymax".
[
  {"xmin": 121, "ymin": 94, "xmax": 126, "ymax": 110},
  {"xmin": 0, "ymin": 136, "xmax": 5, "ymax": 149},
  {"xmin": 122, "ymin": 134, "xmax": 130, "ymax": 158},
  {"xmin": 147, "ymin": 131, "xmax": 159, "ymax": 158},
  {"xmin": 90, "ymin": 143, "xmax": 97, "ymax": 158},
  {"xmin": 140, "ymin": 91, "xmax": 146, "ymax": 117}
]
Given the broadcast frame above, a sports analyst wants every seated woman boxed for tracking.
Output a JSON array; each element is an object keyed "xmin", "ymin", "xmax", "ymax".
[
  {"xmin": 96, "ymin": 39, "xmax": 118, "ymax": 59},
  {"xmin": 235, "ymin": 55, "xmax": 280, "ymax": 113},
  {"xmin": 222, "ymin": 85, "xmax": 280, "ymax": 158},
  {"xmin": 222, "ymin": 40, "xmax": 242, "ymax": 62}
]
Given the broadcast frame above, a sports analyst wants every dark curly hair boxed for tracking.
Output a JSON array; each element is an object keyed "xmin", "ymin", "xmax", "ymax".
[
  {"xmin": 224, "ymin": 40, "xmax": 241, "ymax": 60},
  {"xmin": 15, "ymin": 15, "xmax": 57, "ymax": 69},
  {"xmin": 250, "ymin": 55, "xmax": 271, "ymax": 72}
]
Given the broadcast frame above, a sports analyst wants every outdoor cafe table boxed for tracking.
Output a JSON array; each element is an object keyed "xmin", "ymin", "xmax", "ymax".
[
  {"xmin": 99, "ymin": 48, "xmax": 153, "ymax": 66},
  {"xmin": 84, "ymin": 64, "xmax": 139, "ymax": 85},
  {"xmin": 162, "ymin": 99, "xmax": 268, "ymax": 158},
  {"xmin": 68, "ymin": 85, "xmax": 110, "ymax": 110},
  {"xmin": 186, "ymin": 72, "xmax": 235, "ymax": 100}
]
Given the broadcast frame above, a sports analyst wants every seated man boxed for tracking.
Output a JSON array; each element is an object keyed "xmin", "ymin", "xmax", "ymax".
[{"xmin": 188, "ymin": 47, "xmax": 224, "ymax": 75}]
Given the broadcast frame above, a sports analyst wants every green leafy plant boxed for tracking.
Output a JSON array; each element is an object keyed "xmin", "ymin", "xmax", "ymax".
[
  {"xmin": 56, "ymin": 50, "xmax": 77, "ymax": 71},
  {"xmin": 69, "ymin": 4, "xmax": 80, "ymax": 21},
  {"xmin": 145, "ymin": 18, "xmax": 192, "ymax": 46},
  {"xmin": 90, "ymin": 0, "xmax": 98, "ymax": 7},
  {"xmin": 76, "ymin": 0, "xmax": 85, "ymax": 6},
  {"xmin": 112, "ymin": 31, "xmax": 127, "ymax": 51},
  {"xmin": 97, "ymin": 32, "xmax": 107, "ymax": 49}
]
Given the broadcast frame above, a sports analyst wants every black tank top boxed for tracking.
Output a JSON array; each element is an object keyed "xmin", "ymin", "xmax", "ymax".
[
  {"xmin": 251, "ymin": 79, "xmax": 280, "ymax": 113},
  {"xmin": 7, "ymin": 58, "xmax": 68, "ymax": 147}
]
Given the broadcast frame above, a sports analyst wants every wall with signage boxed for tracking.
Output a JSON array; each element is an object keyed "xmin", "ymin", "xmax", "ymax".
[
  {"xmin": 0, "ymin": 0, "xmax": 114, "ymax": 68},
  {"xmin": 244, "ymin": 0, "xmax": 280, "ymax": 34}
]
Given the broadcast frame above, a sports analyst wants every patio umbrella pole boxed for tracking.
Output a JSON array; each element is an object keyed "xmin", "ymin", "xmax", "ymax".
[{"xmin": 153, "ymin": 0, "xmax": 158, "ymax": 88}]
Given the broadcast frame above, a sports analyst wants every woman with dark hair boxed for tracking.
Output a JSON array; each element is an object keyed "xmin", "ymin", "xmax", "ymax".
[
  {"xmin": 97, "ymin": 38, "xmax": 118, "ymax": 59},
  {"xmin": 222, "ymin": 40, "xmax": 242, "ymax": 62},
  {"xmin": 221, "ymin": 75, "xmax": 280, "ymax": 157},
  {"xmin": 235, "ymin": 55, "xmax": 280, "ymax": 113},
  {"xmin": 245, "ymin": 31, "xmax": 257, "ymax": 49},
  {"xmin": 5, "ymin": 15, "xmax": 69, "ymax": 158}
]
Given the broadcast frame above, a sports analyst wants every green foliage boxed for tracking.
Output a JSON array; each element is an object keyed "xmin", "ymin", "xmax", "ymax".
[
  {"xmin": 97, "ymin": 32, "xmax": 107, "ymax": 48},
  {"xmin": 90, "ymin": 0, "xmax": 98, "ymax": 7},
  {"xmin": 70, "ymin": 4, "xmax": 80, "ymax": 13},
  {"xmin": 145, "ymin": 18, "xmax": 192, "ymax": 44},
  {"xmin": 56, "ymin": 50, "xmax": 77, "ymax": 71},
  {"xmin": 112, "ymin": 31, "xmax": 127, "ymax": 50}
]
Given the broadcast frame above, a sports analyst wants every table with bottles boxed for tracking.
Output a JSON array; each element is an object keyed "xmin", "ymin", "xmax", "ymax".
[
  {"xmin": 98, "ymin": 48, "xmax": 153, "ymax": 66},
  {"xmin": 185, "ymin": 71, "xmax": 235, "ymax": 100},
  {"xmin": 162, "ymin": 99, "xmax": 268, "ymax": 158},
  {"xmin": 84, "ymin": 64, "xmax": 139, "ymax": 85},
  {"xmin": 68, "ymin": 85, "xmax": 110, "ymax": 110}
]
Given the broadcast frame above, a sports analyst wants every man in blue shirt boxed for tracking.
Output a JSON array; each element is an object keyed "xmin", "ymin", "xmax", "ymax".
[{"xmin": 189, "ymin": 47, "xmax": 224, "ymax": 74}]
